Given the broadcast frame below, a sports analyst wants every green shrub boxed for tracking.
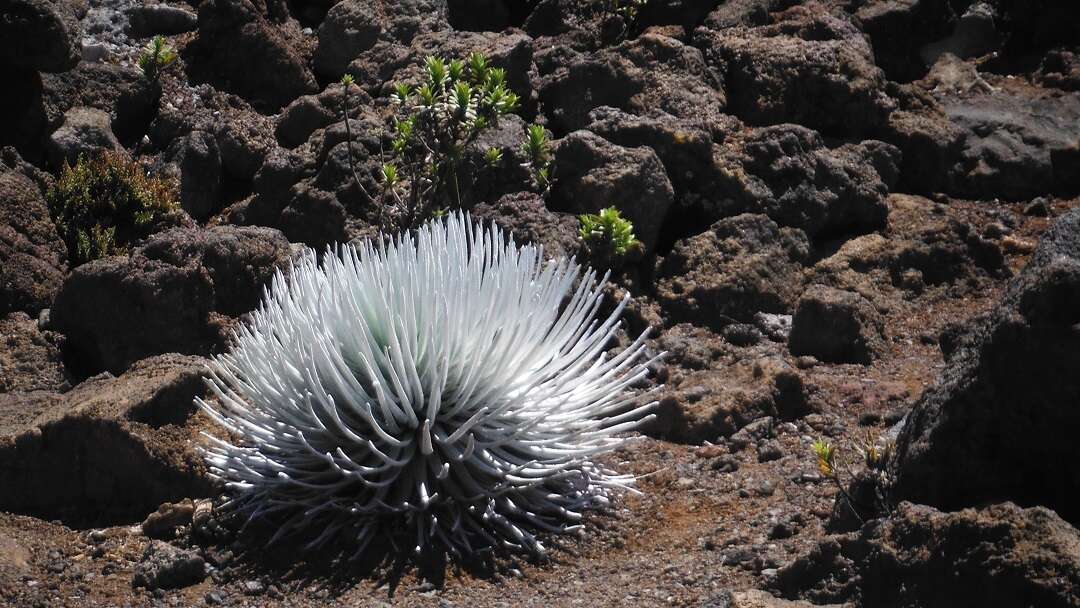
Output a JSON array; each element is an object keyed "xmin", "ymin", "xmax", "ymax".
[
  {"xmin": 579, "ymin": 207, "xmax": 642, "ymax": 263},
  {"xmin": 47, "ymin": 153, "xmax": 179, "ymax": 265},
  {"xmin": 137, "ymin": 35, "xmax": 177, "ymax": 81},
  {"xmin": 522, "ymin": 123, "xmax": 551, "ymax": 190},
  {"xmin": 340, "ymin": 53, "xmax": 521, "ymax": 228}
]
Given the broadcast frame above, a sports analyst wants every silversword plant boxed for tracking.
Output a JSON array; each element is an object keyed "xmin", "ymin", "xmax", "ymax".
[{"xmin": 198, "ymin": 213, "xmax": 660, "ymax": 557}]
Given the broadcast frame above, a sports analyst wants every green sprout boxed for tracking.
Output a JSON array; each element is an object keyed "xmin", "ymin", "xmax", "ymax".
[
  {"xmin": 483, "ymin": 147, "xmax": 503, "ymax": 167},
  {"xmin": 812, "ymin": 439, "xmax": 836, "ymax": 477},
  {"xmin": 137, "ymin": 35, "xmax": 177, "ymax": 81},
  {"xmin": 579, "ymin": 207, "xmax": 641, "ymax": 258}
]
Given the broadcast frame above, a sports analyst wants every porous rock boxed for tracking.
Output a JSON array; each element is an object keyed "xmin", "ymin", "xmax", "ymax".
[
  {"xmin": 50, "ymin": 225, "xmax": 295, "ymax": 374},
  {"xmin": 788, "ymin": 285, "xmax": 886, "ymax": 364},
  {"xmin": 889, "ymin": 208, "xmax": 1080, "ymax": 524},
  {"xmin": 655, "ymin": 214, "xmax": 808, "ymax": 327},
  {"xmin": 0, "ymin": 355, "xmax": 214, "ymax": 524}
]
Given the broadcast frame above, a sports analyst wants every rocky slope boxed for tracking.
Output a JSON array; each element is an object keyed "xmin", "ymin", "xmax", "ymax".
[{"xmin": 1, "ymin": 0, "xmax": 1079, "ymax": 606}]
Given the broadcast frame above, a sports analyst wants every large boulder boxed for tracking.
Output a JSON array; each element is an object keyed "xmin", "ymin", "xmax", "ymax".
[
  {"xmin": 0, "ymin": 355, "xmax": 214, "ymax": 524},
  {"xmin": 165, "ymin": 130, "xmax": 223, "ymax": 222},
  {"xmin": 538, "ymin": 33, "xmax": 726, "ymax": 133},
  {"xmin": 855, "ymin": 0, "xmax": 957, "ymax": 82},
  {"xmin": 695, "ymin": 6, "xmax": 894, "ymax": 137},
  {"xmin": 655, "ymin": 213, "xmax": 809, "ymax": 327},
  {"xmin": 788, "ymin": 284, "xmax": 886, "ymax": 364},
  {"xmin": 50, "ymin": 226, "xmax": 296, "ymax": 374},
  {"xmin": 313, "ymin": 0, "xmax": 449, "ymax": 80},
  {"xmin": 0, "ymin": 0, "xmax": 82, "ymax": 73},
  {"xmin": 46, "ymin": 106, "xmax": 124, "ymax": 170},
  {"xmin": 276, "ymin": 82, "xmax": 372, "ymax": 149},
  {"xmin": 188, "ymin": 0, "xmax": 317, "ymax": 112},
  {"xmin": 773, "ymin": 502, "xmax": 1080, "ymax": 608},
  {"xmin": 0, "ymin": 165, "xmax": 67, "ymax": 315},
  {"xmin": 715, "ymin": 125, "xmax": 901, "ymax": 239},
  {"xmin": 890, "ymin": 208, "xmax": 1080, "ymax": 524},
  {"xmin": 942, "ymin": 92, "xmax": 1080, "ymax": 200},
  {"xmin": 40, "ymin": 63, "xmax": 161, "ymax": 145},
  {"xmin": 549, "ymin": 130, "xmax": 674, "ymax": 255},
  {"xmin": 809, "ymin": 194, "xmax": 1007, "ymax": 303}
]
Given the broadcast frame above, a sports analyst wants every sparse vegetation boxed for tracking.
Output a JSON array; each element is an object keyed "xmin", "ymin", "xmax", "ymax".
[
  {"xmin": 46, "ymin": 153, "xmax": 179, "ymax": 265},
  {"xmin": 812, "ymin": 431, "xmax": 894, "ymax": 526},
  {"xmin": 340, "ymin": 53, "xmax": 521, "ymax": 229},
  {"xmin": 579, "ymin": 206, "xmax": 642, "ymax": 266},
  {"xmin": 137, "ymin": 35, "xmax": 177, "ymax": 81},
  {"xmin": 522, "ymin": 123, "xmax": 552, "ymax": 190}
]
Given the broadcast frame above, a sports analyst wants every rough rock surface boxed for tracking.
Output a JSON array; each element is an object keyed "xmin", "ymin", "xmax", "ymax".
[
  {"xmin": 313, "ymin": 0, "xmax": 449, "ymax": 80},
  {"xmin": 774, "ymin": 502, "xmax": 1080, "ymax": 608},
  {"xmin": 0, "ymin": 312, "xmax": 69, "ymax": 393},
  {"xmin": 471, "ymin": 191, "xmax": 580, "ymax": 262},
  {"xmin": 188, "ymin": 0, "xmax": 318, "ymax": 112},
  {"xmin": 788, "ymin": 285, "xmax": 886, "ymax": 364},
  {"xmin": 47, "ymin": 106, "xmax": 124, "ymax": 169},
  {"xmin": 655, "ymin": 214, "xmax": 809, "ymax": 327},
  {"xmin": 50, "ymin": 226, "xmax": 295, "ymax": 374},
  {"xmin": 943, "ymin": 92, "xmax": 1080, "ymax": 200},
  {"xmin": 695, "ymin": 7, "xmax": 894, "ymax": 137},
  {"xmin": 715, "ymin": 125, "xmax": 901, "ymax": 239},
  {"xmin": 550, "ymin": 130, "xmax": 674, "ymax": 254},
  {"xmin": 0, "ymin": 165, "xmax": 67, "ymax": 316},
  {"xmin": 539, "ymin": 33, "xmax": 726, "ymax": 133},
  {"xmin": 0, "ymin": 0, "xmax": 82, "ymax": 73},
  {"xmin": 131, "ymin": 540, "xmax": 206, "ymax": 590},
  {"xmin": 0, "ymin": 355, "xmax": 214, "ymax": 524},
  {"xmin": 889, "ymin": 208, "xmax": 1080, "ymax": 524}
]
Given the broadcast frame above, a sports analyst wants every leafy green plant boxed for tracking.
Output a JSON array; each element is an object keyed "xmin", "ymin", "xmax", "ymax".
[
  {"xmin": 811, "ymin": 431, "xmax": 895, "ymax": 526},
  {"xmin": 138, "ymin": 35, "xmax": 177, "ymax": 81},
  {"xmin": 339, "ymin": 53, "xmax": 521, "ymax": 229},
  {"xmin": 47, "ymin": 152, "xmax": 179, "ymax": 265},
  {"xmin": 579, "ymin": 207, "xmax": 642, "ymax": 264},
  {"xmin": 522, "ymin": 123, "xmax": 551, "ymax": 190}
]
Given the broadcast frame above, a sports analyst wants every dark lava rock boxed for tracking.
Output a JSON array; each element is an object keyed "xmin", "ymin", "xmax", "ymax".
[
  {"xmin": 651, "ymin": 354, "xmax": 813, "ymax": 443},
  {"xmin": 141, "ymin": 500, "xmax": 195, "ymax": 540},
  {"xmin": 773, "ymin": 502, "xmax": 1080, "ymax": 608},
  {"xmin": 715, "ymin": 125, "xmax": 900, "ymax": 239},
  {"xmin": 276, "ymin": 83, "xmax": 372, "ymax": 150},
  {"xmin": 0, "ymin": 166, "xmax": 67, "ymax": 316},
  {"xmin": 51, "ymin": 226, "xmax": 295, "ymax": 374},
  {"xmin": 188, "ymin": 0, "xmax": 317, "ymax": 112},
  {"xmin": 313, "ymin": 0, "xmax": 448, "ymax": 80},
  {"xmin": 132, "ymin": 540, "xmax": 206, "ymax": 590},
  {"xmin": 0, "ymin": 0, "xmax": 82, "ymax": 73},
  {"xmin": 549, "ymin": 130, "xmax": 673, "ymax": 254},
  {"xmin": 40, "ymin": 62, "xmax": 161, "ymax": 145},
  {"xmin": 0, "ymin": 312, "xmax": 68, "ymax": 393},
  {"xmin": 695, "ymin": 7, "xmax": 894, "ymax": 137},
  {"xmin": 127, "ymin": 4, "xmax": 197, "ymax": 37},
  {"xmin": 855, "ymin": 0, "xmax": 956, "ymax": 82},
  {"xmin": 889, "ymin": 208, "xmax": 1080, "ymax": 524},
  {"xmin": 810, "ymin": 194, "xmax": 1006, "ymax": 300},
  {"xmin": 538, "ymin": 33, "xmax": 726, "ymax": 134},
  {"xmin": 471, "ymin": 192, "xmax": 580, "ymax": 262},
  {"xmin": 0, "ymin": 355, "xmax": 214, "ymax": 525},
  {"xmin": 655, "ymin": 214, "xmax": 808, "ymax": 327},
  {"xmin": 943, "ymin": 92, "xmax": 1080, "ymax": 200},
  {"xmin": 788, "ymin": 285, "xmax": 886, "ymax": 364},
  {"xmin": 46, "ymin": 106, "xmax": 123, "ymax": 170},
  {"xmin": 168, "ymin": 130, "xmax": 223, "ymax": 222},
  {"xmin": 1036, "ymin": 48, "xmax": 1080, "ymax": 92}
]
